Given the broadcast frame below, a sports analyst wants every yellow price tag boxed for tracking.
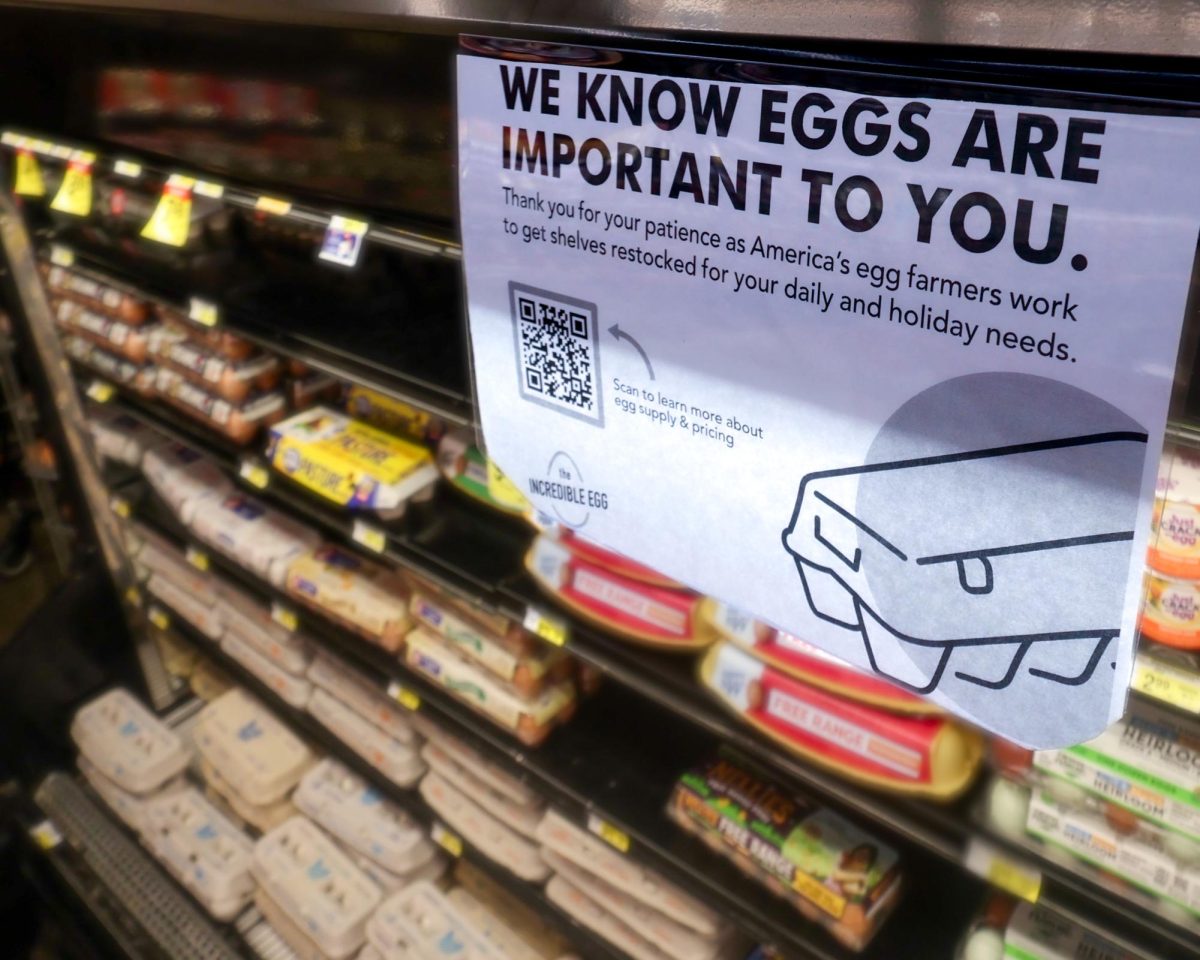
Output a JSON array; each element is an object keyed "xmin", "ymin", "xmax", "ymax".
[
  {"xmin": 238, "ymin": 458, "xmax": 270, "ymax": 490},
  {"xmin": 13, "ymin": 149, "xmax": 44, "ymax": 197},
  {"xmin": 186, "ymin": 546, "xmax": 209, "ymax": 572},
  {"xmin": 587, "ymin": 814, "xmax": 631, "ymax": 853},
  {"xmin": 431, "ymin": 823, "xmax": 463, "ymax": 857},
  {"xmin": 352, "ymin": 520, "xmax": 386, "ymax": 554},
  {"xmin": 147, "ymin": 605, "xmax": 171, "ymax": 630},
  {"xmin": 1133, "ymin": 655, "xmax": 1200, "ymax": 714},
  {"xmin": 141, "ymin": 175, "xmax": 193, "ymax": 247},
  {"xmin": 256, "ymin": 195, "xmax": 292, "ymax": 216},
  {"xmin": 50, "ymin": 154, "xmax": 93, "ymax": 216},
  {"xmin": 386, "ymin": 681, "xmax": 421, "ymax": 711},
  {"xmin": 124, "ymin": 586, "xmax": 142, "ymax": 608},
  {"xmin": 965, "ymin": 837, "xmax": 1041, "ymax": 903},
  {"xmin": 113, "ymin": 159, "xmax": 142, "ymax": 179},
  {"xmin": 523, "ymin": 606, "xmax": 568, "ymax": 647},
  {"xmin": 271, "ymin": 602, "xmax": 298, "ymax": 632},
  {"xmin": 188, "ymin": 297, "xmax": 219, "ymax": 328},
  {"xmin": 86, "ymin": 379, "xmax": 115, "ymax": 403},
  {"xmin": 109, "ymin": 495, "xmax": 131, "ymax": 518},
  {"xmin": 29, "ymin": 820, "xmax": 62, "ymax": 851},
  {"xmin": 49, "ymin": 244, "xmax": 74, "ymax": 267}
]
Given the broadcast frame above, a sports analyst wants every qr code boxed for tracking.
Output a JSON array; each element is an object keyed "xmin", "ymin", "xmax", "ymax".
[{"xmin": 509, "ymin": 282, "xmax": 603, "ymax": 426}]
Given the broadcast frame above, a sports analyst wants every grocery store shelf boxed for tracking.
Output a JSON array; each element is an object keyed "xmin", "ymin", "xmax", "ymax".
[{"xmin": 103, "ymin": 381, "xmax": 1200, "ymax": 960}]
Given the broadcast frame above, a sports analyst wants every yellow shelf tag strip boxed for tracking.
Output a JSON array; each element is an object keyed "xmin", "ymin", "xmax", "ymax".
[
  {"xmin": 523, "ymin": 606, "xmax": 568, "ymax": 647},
  {"xmin": 431, "ymin": 823, "xmax": 462, "ymax": 857},
  {"xmin": 386, "ymin": 681, "xmax": 421, "ymax": 712},
  {"xmin": 49, "ymin": 244, "xmax": 74, "ymax": 267},
  {"xmin": 87, "ymin": 380, "xmax": 115, "ymax": 403},
  {"xmin": 271, "ymin": 602, "xmax": 298, "ymax": 632},
  {"xmin": 1133, "ymin": 654, "xmax": 1200, "ymax": 714},
  {"xmin": 238, "ymin": 458, "xmax": 270, "ymax": 490},
  {"xmin": 147, "ymin": 605, "xmax": 171, "ymax": 631},
  {"xmin": 587, "ymin": 813, "xmax": 631, "ymax": 853},
  {"xmin": 113, "ymin": 159, "xmax": 142, "ymax": 179},
  {"xmin": 188, "ymin": 297, "xmax": 219, "ymax": 328},
  {"xmin": 186, "ymin": 546, "xmax": 209, "ymax": 572},
  {"xmin": 14, "ymin": 149, "xmax": 45, "ymax": 197},
  {"xmin": 256, "ymin": 195, "xmax": 292, "ymax": 216},
  {"xmin": 352, "ymin": 519, "xmax": 386, "ymax": 554},
  {"xmin": 965, "ymin": 837, "xmax": 1041, "ymax": 903},
  {"xmin": 29, "ymin": 820, "xmax": 62, "ymax": 851}
]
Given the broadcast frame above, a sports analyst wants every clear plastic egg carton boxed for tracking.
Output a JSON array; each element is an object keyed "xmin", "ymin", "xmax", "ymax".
[
  {"xmin": 202, "ymin": 758, "xmax": 297, "ymax": 834},
  {"xmin": 253, "ymin": 816, "xmax": 383, "ymax": 960},
  {"xmin": 221, "ymin": 630, "xmax": 313, "ymax": 709},
  {"xmin": 194, "ymin": 689, "xmax": 315, "ymax": 807},
  {"xmin": 307, "ymin": 654, "xmax": 418, "ymax": 745},
  {"xmin": 535, "ymin": 809, "xmax": 720, "ymax": 937},
  {"xmin": 306, "ymin": 689, "xmax": 424, "ymax": 789},
  {"xmin": 142, "ymin": 441, "xmax": 233, "ymax": 524},
  {"xmin": 366, "ymin": 882, "xmax": 497, "ymax": 960},
  {"xmin": 420, "ymin": 742, "xmax": 542, "ymax": 840},
  {"xmin": 71, "ymin": 688, "xmax": 190, "ymax": 794},
  {"xmin": 140, "ymin": 786, "xmax": 256, "ymax": 920},
  {"xmin": 77, "ymin": 754, "xmax": 183, "ymax": 834},
  {"xmin": 293, "ymin": 758, "xmax": 436, "ymax": 875},
  {"xmin": 419, "ymin": 773, "xmax": 547, "ymax": 882}
]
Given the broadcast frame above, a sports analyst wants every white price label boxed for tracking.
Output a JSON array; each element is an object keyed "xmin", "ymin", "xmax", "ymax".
[
  {"xmin": 188, "ymin": 297, "xmax": 219, "ymax": 328},
  {"xmin": 113, "ymin": 159, "xmax": 142, "ymax": 179},
  {"xmin": 523, "ymin": 606, "xmax": 568, "ymax": 647},
  {"xmin": 965, "ymin": 837, "xmax": 1041, "ymax": 902}
]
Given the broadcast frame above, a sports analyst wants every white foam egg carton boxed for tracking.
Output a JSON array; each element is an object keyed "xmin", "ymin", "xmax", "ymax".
[
  {"xmin": 541, "ymin": 849, "xmax": 732, "ymax": 960},
  {"xmin": 221, "ymin": 630, "xmax": 313, "ymax": 709},
  {"xmin": 142, "ymin": 441, "xmax": 233, "ymax": 525},
  {"xmin": 141, "ymin": 786, "xmax": 256, "ymax": 921},
  {"xmin": 545, "ymin": 875, "xmax": 673, "ymax": 960},
  {"xmin": 411, "ymin": 720, "xmax": 540, "ymax": 809},
  {"xmin": 217, "ymin": 580, "xmax": 311, "ymax": 675},
  {"xmin": 191, "ymin": 494, "xmax": 321, "ymax": 588},
  {"xmin": 194, "ymin": 689, "xmax": 315, "ymax": 806},
  {"xmin": 253, "ymin": 816, "xmax": 382, "ymax": 960},
  {"xmin": 149, "ymin": 573, "xmax": 225, "ymax": 640},
  {"xmin": 306, "ymin": 689, "xmax": 425, "ymax": 789},
  {"xmin": 71, "ymin": 688, "xmax": 190, "ymax": 795},
  {"xmin": 255, "ymin": 887, "xmax": 340, "ymax": 960},
  {"xmin": 447, "ymin": 888, "xmax": 557, "ymax": 960},
  {"xmin": 293, "ymin": 758, "xmax": 436, "ymax": 875},
  {"xmin": 366, "ymin": 882, "xmax": 495, "ymax": 960},
  {"xmin": 307, "ymin": 654, "xmax": 417, "ymax": 744},
  {"xmin": 77, "ymin": 754, "xmax": 183, "ymax": 834},
  {"xmin": 202, "ymin": 757, "xmax": 297, "ymax": 834},
  {"xmin": 419, "ymin": 772, "xmax": 548, "ymax": 882},
  {"xmin": 536, "ymin": 809, "xmax": 719, "ymax": 937},
  {"xmin": 87, "ymin": 406, "xmax": 155, "ymax": 467},
  {"xmin": 420, "ymin": 742, "xmax": 542, "ymax": 840},
  {"xmin": 348, "ymin": 845, "xmax": 446, "ymax": 894},
  {"xmin": 128, "ymin": 522, "xmax": 218, "ymax": 601}
]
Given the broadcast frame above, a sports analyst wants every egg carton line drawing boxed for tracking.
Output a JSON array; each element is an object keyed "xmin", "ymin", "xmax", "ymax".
[{"xmin": 782, "ymin": 431, "xmax": 1147, "ymax": 695}]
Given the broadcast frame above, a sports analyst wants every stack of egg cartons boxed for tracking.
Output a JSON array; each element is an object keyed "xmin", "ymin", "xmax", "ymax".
[
  {"xmin": 190, "ymin": 491, "xmax": 321, "ymax": 590},
  {"xmin": 366, "ymin": 878, "xmax": 578, "ymax": 960},
  {"xmin": 216, "ymin": 578, "xmax": 314, "ymax": 709},
  {"xmin": 71, "ymin": 688, "xmax": 190, "ymax": 835},
  {"xmin": 293, "ymin": 757, "xmax": 444, "ymax": 894},
  {"xmin": 86, "ymin": 404, "xmax": 157, "ymax": 468},
  {"xmin": 305, "ymin": 652, "xmax": 425, "ymax": 789},
  {"xmin": 414, "ymin": 722, "xmax": 547, "ymax": 883},
  {"xmin": 142, "ymin": 439, "xmax": 233, "ymax": 525},
  {"xmin": 193, "ymin": 688, "xmax": 315, "ymax": 835},
  {"xmin": 253, "ymin": 814, "xmax": 384, "ymax": 960},
  {"xmin": 127, "ymin": 519, "xmax": 225, "ymax": 640},
  {"xmin": 537, "ymin": 809, "xmax": 738, "ymax": 960}
]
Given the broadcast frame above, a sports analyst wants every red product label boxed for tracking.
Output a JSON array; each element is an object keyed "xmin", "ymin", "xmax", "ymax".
[{"xmin": 565, "ymin": 556, "xmax": 695, "ymax": 639}]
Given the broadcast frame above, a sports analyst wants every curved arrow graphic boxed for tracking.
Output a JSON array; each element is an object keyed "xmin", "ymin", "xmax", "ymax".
[{"xmin": 607, "ymin": 324, "xmax": 655, "ymax": 380}]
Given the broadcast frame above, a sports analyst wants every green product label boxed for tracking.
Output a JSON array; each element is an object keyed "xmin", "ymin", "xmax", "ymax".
[{"xmin": 1069, "ymin": 744, "xmax": 1198, "ymax": 811}]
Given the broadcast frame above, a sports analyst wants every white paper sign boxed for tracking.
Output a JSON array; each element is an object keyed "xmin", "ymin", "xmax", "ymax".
[{"xmin": 457, "ymin": 40, "xmax": 1200, "ymax": 747}]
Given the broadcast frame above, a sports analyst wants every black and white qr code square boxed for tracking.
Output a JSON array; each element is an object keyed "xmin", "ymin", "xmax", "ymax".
[{"xmin": 509, "ymin": 282, "xmax": 603, "ymax": 426}]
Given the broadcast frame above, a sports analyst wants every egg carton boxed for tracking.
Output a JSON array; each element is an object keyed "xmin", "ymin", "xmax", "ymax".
[
  {"xmin": 419, "ymin": 772, "xmax": 548, "ymax": 882},
  {"xmin": 253, "ymin": 816, "xmax": 382, "ymax": 960},
  {"xmin": 217, "ymin": 580, "xmax": 311, "ymax": 675},
  {"xmin": 306, "ymin": 689, "xmax": 425, "ymax": 789},
  {"xmin": 347, "ymin": 845, "xmax": 446, "ymax": 894},
  {"xmin": 536, "ymin": 809, "xmax": 719, "ymax": 936},
  {"xmin": 447, "ymin": 888, "xmax": 563, "ymax": 960},
  {"xmin": 191, "ymin": 494, "xmax": 321, "ymax": 588},
  {"xmin": 150, "ymin": 573, "xmax": 225, "ymax": 641},
  {"xmin": 141, "ymin": 786, "xmax": 256, "ymax": 921},
  {"xmin": 142, "ymin": 441, "xmax": 233, "ymax": 525},
  {"xmin": 546, "ymin": 875, "xmax": 675, "ymax": 960},
  {"xmin": 70, "ymin": 688, "xmax": 190, "ymax": 795},
  {"xmin": 130, "ymin": 523, "xmax": 220, "ymax": 602},
  {"xmin": 293, "ymin": 758, "xmax": 436, "ymax": 875},
  {"xmin": 366, "ymin": 882, "xmax": 496, "ymax": 960},
  {"xmin": 306, "ymin": 654, "xmax": 417, "ymax": 744},
  {"xmin": 541, "ymin": 849, "xmax": 734, "ymax": 960},
  {"xmin": 194, "ymin": 689, "xmax": 315, "ymax": 806},
  {"xmin": 86, "ymin": 406, "xmax": 156, "ymax": 467},
  {"xmin": 411, "ymin": 719, "xmax": 540, "ymax": 808},
  {"xmin": 420, "ymin": 742, "xmax": 542, "ymax": 839},
  {"xmin": 221, "ymin": 630, "xmax": 313, "ymax": 709},
  {"xmin": 191, "ymin": 658, "xmax": 235, "ymax": 702},
  {"xmin": 202, "ymin": 757, "xmax": 298, "ymax": 834},
  {"xmin": 77, "ymin": 754, "xmax": 183, "ymax": 834}
]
